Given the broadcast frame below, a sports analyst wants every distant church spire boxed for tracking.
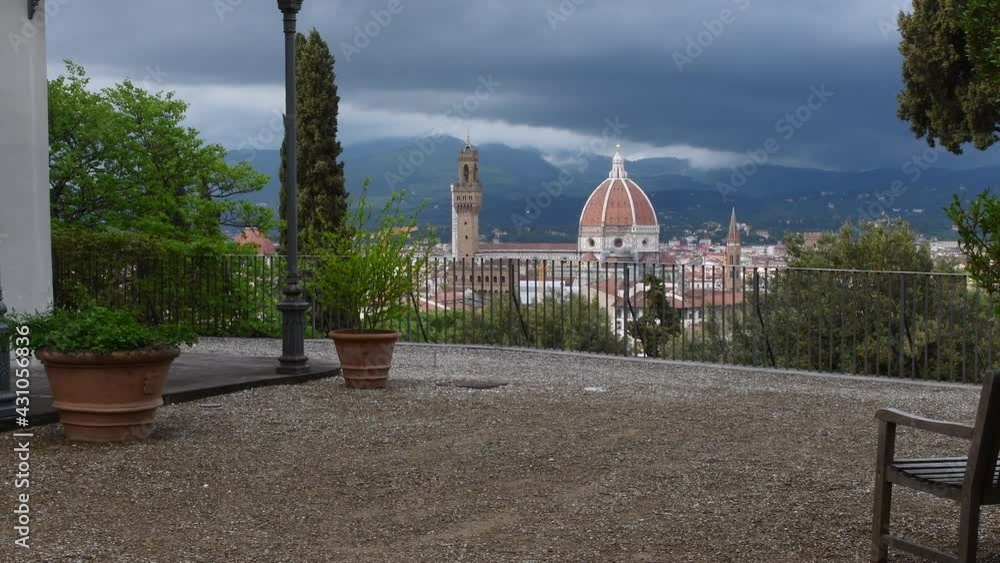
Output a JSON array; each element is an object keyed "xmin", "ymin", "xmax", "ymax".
[
  {"xmin": 465, "ymin": 130, "xmax": 472, "ymax": 149},
  {"xmin": 609, "ymin": 144, "xmax": 628, "ymax": 179},
  {"xmin": 725, "ymin": 207, "xmax": 742, "ymax": 280},
  {"xmin": 727, "ymin": 207, "xmax": 740, "ymax": 245}
]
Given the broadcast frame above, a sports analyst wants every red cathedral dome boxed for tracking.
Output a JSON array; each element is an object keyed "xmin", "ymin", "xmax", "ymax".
[{"xmin": 579, "ymin": 146, "xmax": 657, "ymax": 228}]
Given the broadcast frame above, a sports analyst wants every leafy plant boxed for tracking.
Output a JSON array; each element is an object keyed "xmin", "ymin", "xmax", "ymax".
[
  {"xmin": 51, "ymin": 229, "xmax": 282, "ymax": 337},
  {"xmin": 784, "ymin": 219, "xmax": 934, "ymax": 272},
  {"xmin": 17, "ymin": 305, "xmax": 197, "ymax": 355},
  {"xmin": 397, "ymin": 292, "xmax": 626, "ymax": 354},
  {"xmin": 314, "ymin": 181, "xmax": 435, "ymax": 332},
  {"xmin": 627, "ymin": 274, "xmax": 683, "ymax": 358},
  {"xmin": 48, "ymin": 61, "xmax": 275, "ymax": 242},
  {"xmin": 965, "ymin": 0, "xmax": 1000, "ymax": 85},
  {"xmin": 948, "ymin": 190, "xmax": 1000, "ymax": 314}
]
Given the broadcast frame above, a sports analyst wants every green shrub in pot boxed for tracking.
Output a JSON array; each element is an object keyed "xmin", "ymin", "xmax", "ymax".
[
  {"xmin": 314, "ymin": 181, "xmax": 435, "ymax": 388},
  {"xmin": 16, "ymin": 305, "xmax": 197, "ymax": 442}
]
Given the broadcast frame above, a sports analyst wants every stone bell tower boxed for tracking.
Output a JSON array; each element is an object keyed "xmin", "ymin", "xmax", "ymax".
[
  {"xmin": 725, "ymin": 207, "xmax": 742, "ymax": 283},
  {"xmin": 451, "ymin": 133, "xmax": 483, "ymax": 259}
]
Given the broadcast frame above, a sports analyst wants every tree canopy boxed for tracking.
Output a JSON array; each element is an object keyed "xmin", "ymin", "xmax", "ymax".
[
  {"xmin": 897, "ymin": 0, "xmax": 1000, "ymax": 153},
  {"xmin": 719, "ymin": 219, "xmax": 994, "ymax": 380},
  {"xmin": 785, "ymin": 219, "xmax": 935, "ymax": 272},
  {"xmin": 949, "ymin": 192, "xmax": 1000, "ymax": 309},
  {"xmin": 965, "ymin": 0, "xmax": 1000, "ymax": 83},
  {"xmin": 627, "ymin": 274, "xmax": 682, "ymax": 358},
  {"xmin": 48, "ymin": 61, "xmax": 274, "ymax": 244},
  {"xmin": 895, "ymin": 1, "xmax": 1000, "ymax": 311}
]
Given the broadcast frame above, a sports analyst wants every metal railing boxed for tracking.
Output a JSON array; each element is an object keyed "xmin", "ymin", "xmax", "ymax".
[{"xmin": 52, "ymin": 253, "xmax": 1000, "ymax": 383}]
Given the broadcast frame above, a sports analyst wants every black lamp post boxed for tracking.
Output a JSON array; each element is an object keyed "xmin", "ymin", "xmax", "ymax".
[{"xmin": 276, "ymin": 0, "xmax": 310, "ymax": 375}]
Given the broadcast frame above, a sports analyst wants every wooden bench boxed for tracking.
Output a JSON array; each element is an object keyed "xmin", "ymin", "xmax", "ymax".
[{"xmin": 872, "ymin": 371, "xmax": 999, "ymax": 562}]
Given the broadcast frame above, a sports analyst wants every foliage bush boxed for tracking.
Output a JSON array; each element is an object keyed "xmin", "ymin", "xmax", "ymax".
[
  {"xmin": 17, "ymin": 305, "xmax": 197, "ymax": 355},
  {"xmin": 48, "ymin": 62, "xmax": 274, "ymax": 241},
  {"xmin": 51, "ymin": 229, "xmax": 284, "ymax": 337},
  {"xmin": 392, "ymin": 293, "xmax": 625, "ymax": 354},
  {"xmin": 626, "ymin": 274, "xmax": 682, "ymax": 358},
  {"xmin": 313, "ymin": 183, "xmax": 434, "ymax": 332},
  {"xmin": 681, "ymin": 220, "xmax": 1000, "ymax": 381},
  {"xmin": 949, "ymin": 191, "xmax": 1000, "ymax": 316}
]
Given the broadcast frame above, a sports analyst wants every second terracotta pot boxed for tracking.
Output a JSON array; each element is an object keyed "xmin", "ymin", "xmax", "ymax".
[{"xmin": 328, "ymin": 329, "xmax": 401, "ymax": 389}]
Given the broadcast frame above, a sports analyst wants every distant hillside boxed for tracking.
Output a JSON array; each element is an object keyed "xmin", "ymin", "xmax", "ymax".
[{"xmin": 229, "ymin": 137, "xmax": 999, "ymax": 240}]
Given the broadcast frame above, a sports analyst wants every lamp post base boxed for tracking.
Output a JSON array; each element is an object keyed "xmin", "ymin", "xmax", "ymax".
[
  {"xmin": 277, "ymin": 298, "xmax": 310, "ymax": 375},
  {"xmin": 0, "ymin": 391, "xmax": 15, "ymax": 421},
  {"xmin": 276, "ymin": 363, "xmax": 311, "ymax": 375}
]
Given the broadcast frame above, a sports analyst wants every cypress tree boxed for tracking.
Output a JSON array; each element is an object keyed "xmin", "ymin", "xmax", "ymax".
[
  {"xmin": 897, "ymin": 0, "xmax": 1000, "ymax": 153},
  {"xmin": 280, "ymin": 29, "xmax": 348, "ymax": 251}
]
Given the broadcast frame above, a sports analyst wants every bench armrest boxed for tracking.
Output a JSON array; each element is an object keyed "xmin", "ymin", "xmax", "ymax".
[{"xmin": 875, "ymin": 408, "xmax": 974, "ymax": 440}]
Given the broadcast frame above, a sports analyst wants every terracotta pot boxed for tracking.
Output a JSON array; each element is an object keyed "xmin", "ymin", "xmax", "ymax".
[
  {"xmin": 36, "ymin": 348, "xmax": 180, "ymax": 443},
  {"xmin": 328, "ymin": 330, "xmax": 400, "ymax": 389}
]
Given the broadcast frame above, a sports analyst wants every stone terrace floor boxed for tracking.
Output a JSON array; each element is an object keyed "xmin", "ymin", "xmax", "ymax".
[{"xmin": 2, "ymin": 339, "xmax": 998, "ymax": 562}]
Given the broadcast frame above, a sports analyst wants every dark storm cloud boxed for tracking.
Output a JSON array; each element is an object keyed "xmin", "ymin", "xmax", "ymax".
[{"xmin": 43, "ymin": 0, "xmax": 999, "ymax": 170}]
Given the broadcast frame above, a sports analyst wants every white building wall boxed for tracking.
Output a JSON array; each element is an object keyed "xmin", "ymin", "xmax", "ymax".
[
  {"xmin": 0, "ymin": 1, "xmax": 52, "ymax": 313},
  {"xmin": 518, "ymin": 280, "xmax": 573, "ymax": 305}
]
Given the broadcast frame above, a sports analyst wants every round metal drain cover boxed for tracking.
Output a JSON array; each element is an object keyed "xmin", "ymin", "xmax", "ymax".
[{"xmin": 436, "ymin": 380, "xmax": 509, "ymax": 390}]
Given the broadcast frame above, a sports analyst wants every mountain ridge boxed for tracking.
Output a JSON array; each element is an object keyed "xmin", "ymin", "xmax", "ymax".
[{"xmin": 229, "ymin": 137, "xmax": 999, "ymax": 240}]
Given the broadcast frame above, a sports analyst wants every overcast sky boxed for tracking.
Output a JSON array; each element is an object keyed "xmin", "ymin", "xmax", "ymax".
[{"xmin": 43, "ymin": 0, "xmax": 1000, "ymax": 171}]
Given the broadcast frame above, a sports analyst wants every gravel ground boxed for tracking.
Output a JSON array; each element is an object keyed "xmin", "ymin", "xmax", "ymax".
[{"xmin": 2, "ymin": 338, "xmax": 998, "ymax": 563}]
